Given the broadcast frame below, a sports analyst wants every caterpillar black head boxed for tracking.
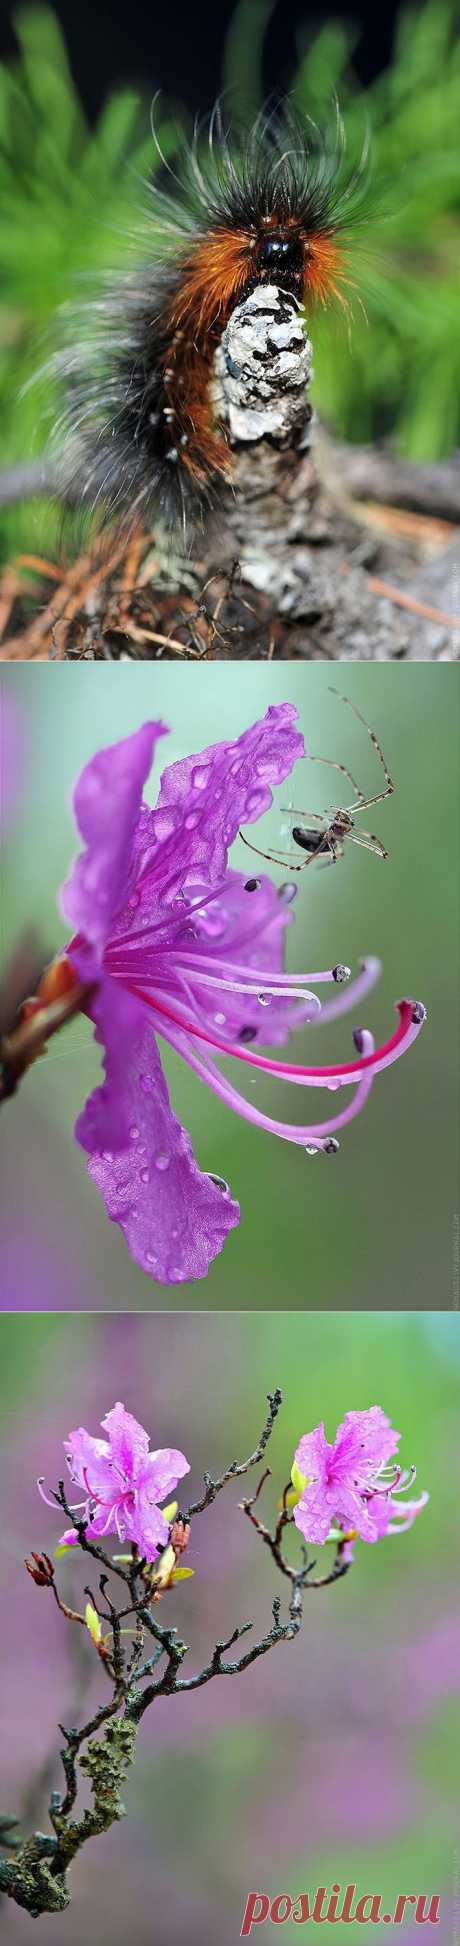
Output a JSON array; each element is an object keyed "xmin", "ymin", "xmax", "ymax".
[{"xmin": 53, "ymin": 104, "xmax": 369, "ymax": 538}]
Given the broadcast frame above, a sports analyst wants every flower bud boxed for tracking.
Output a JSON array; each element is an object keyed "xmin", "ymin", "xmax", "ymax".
[
  {"xmin": 25, "ymin": 1551, "xmax": 55, "ymax": 1587},
  {"xmin": 84, "ymin": 1601, "xmax": 103, "ymax": 1645}
]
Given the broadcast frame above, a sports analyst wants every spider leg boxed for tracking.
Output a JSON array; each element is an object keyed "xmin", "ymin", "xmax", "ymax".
[
  {"xmin": 239, "ymin": 830, "xmax": 310, "ymax": 872},
  {"xmin": 297, "ymin": 752, "xmax": 364, "ymax": 802},
  {"xmin": 329, "ymin": 687, "xmax": 395, "ymax": 800},
  {"xmin": 280, "ymin": 808, "xmax": 329, "ymax": 823},
  {"xmin": 348, "ymin": 831, "xmax": 389, "ymax": 860}
]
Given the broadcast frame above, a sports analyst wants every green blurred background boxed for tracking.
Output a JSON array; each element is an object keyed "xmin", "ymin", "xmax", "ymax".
[
  {"xmin": 1, "ymin": 1309, "xmax": 459, "ymax": 1942},
  {"xmin": 1, "ymin": 661, "xmax": 458, "ymax": 1310},
  {"xmin": 1, "ymin": 0, "xmax": 460, "ymax": 560}
]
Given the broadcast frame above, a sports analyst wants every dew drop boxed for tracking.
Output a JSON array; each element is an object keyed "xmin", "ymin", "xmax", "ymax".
[
  {"xmin": 208, "ymin": 1173, "xmax": 231, "ymax": 1196},
  {"xmin": 129, "ymin": 1124, "xmax": 140, "ymax": 1141},
  {"xmin": 277, "ymin": 882, "xmax": 298, "ymax": 905},
  {"xmin": 304, "ymin": 1144, "xmax": 319, "ymax": 1156},
  {"xmin": 192, "ymin": 765, "xmax": 210, "ymax": 791},
  {"xmin": 214, "ymin": 1011, "xmax": 226, "ymax": 1026},
  {"xmin": 146, "ymin": 1250, "xmax": 158, "ymax": 1266},
  {"xmin": 324, "ymin": 1137, "xmax": 340, "ymax": 1155},
  {"xmin": 153, "ymin": 810, "xmax": 176, "ymax": 841},
  {"xmin": 332, "ymin": 963, "xmax": 351, "ymax": 985},
  {"xmin": 327, "ymin": 1081, "xmax": 341, "ymax": 1092},
  {"xmin": 244, "ymin": 877, "xmax": 261, "ymax": 893},
  {"xmin": 258, "ymin": 992, "xmax": 271, "ymax": 1007},
  {"xmin": 155, "ymin": 1153, "xmax": 170, "ymax": 1171},
  {"xmin": 140, "ymin": 1167, "xmax": 150, "ymax": 1183}
]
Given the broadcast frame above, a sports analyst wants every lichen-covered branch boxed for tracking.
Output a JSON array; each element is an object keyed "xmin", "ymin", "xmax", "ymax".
[{"xmin": 0, "ymin": 1389, "xmax": 351, "ymax": 1920}]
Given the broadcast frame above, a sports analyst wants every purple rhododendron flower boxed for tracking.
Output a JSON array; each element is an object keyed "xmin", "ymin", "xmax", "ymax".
[
  {"xmin": 38, "ymin": 1401, "xmax": 190, "ymax": 1561},
  {"xmin": 293, "ymin": 1407, "xmax": 428, "ymax": 1546},
  {"xmin": 56, "ymin": 706, "xmax": 425, "ymax": 1284}
]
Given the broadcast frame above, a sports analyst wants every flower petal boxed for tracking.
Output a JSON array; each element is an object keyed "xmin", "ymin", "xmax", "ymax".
[
  {"xmin": 333, "ymin": 1407, "xmax": 399, "ymax": 1486},
  {"xmin": 64, "ymin": 1427, "xmax": 112, "ymax": 1497},
  {"xmin": 70, "ymin": 960, "xmax": 148, "ymax": 1154},
  {"xmin": 82, "ymin": 1011, "xmax": 240, "ymax": 1283},
  {"xmin": 128, "ymin": 703, "xmax": 304, "ymax": 911},
  {"xmin": 101, "ymin": 1402, "xmax": 150, "ymax": 1480},
  {"xmin": 125, "ymin": 1493, "xmax": 170, "ymax": 1560},
  {"xmin": 294, "ymin": 1424, "xmax": 329, "ymax": 1486},
  {"xmin": 61, "ymin": 722, "xmax": 167, "ymax": 954},
  {"xmin": 333, "ymin": 1485, "xmax": 383, "ymax": 1542},
  {"xmin": 293, "ymin": 1485, "xmax": 334, "ymax": 1545},
  {"xmin": 140, "ymin": 1447, "xmax": 190, "ymax": 1501}
]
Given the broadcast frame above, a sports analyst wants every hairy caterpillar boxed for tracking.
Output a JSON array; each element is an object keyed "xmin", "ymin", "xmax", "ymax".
[{"xmin": 55, "ymin": 106, "xmax": 367, "ymax": 539}]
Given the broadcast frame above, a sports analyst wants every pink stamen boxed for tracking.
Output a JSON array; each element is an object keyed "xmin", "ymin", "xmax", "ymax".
[{"xmin": 127, "ymin": 986, "xmax": 422, "ymax": 1084}]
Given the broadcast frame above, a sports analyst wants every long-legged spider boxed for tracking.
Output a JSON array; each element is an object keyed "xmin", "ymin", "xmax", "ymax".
[{"xmin": 240, "ymin": 689, "xmax": 395, "ymax": 874}]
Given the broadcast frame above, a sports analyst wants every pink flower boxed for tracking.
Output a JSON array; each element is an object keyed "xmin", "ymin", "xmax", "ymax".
[
  {"xmin": 38, "ymin": 1401, "xmax": 190, "ymax": 1561},
  {"xmin": 56, "ymin": 707, "xmax": 425, "ymax": 1284},
  {"xmin": 293, "ymin": 1406, "xmax": 416, "ymax": 1545}
]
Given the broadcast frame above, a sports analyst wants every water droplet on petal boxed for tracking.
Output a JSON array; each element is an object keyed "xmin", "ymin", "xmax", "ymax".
[
  {"xmin": 214, "ymin": 1012, "xmax": 226, "ymax": 1027},
  {"xmin": 258, "ymin": 992, "xmax": 271, "ymax": 1007},
  {"xmin": 129, "ymin": 1125, "xmax": 140, "ymax": 1141},
  {"xmin": 155, "ymin": 1153, "xmax": 170, "ymax": 1171},
  {"xmin": 323, "ymin": 1137, "xmax": 340, "ymax": 1155},
  {"xmin": 146, "ymin": 1249, "xmax": 157, "ymax": 1266},
  {"xmin": 154, "ymin": 810, "xmax": 176, "ymax": 842},
  {"xmin": 327, "ymin": 1081, "xmax": 341, "ymax": 1092},
  {"xmin": 244, "ymin": 878, "xmax": 261, "ymax": 892},
  {"xmin": 192, "ymin": 765, "xmax": 210, "ymax": 791},
  {"xmin": 332, "ymin": 963, "xmax": 351, "ymax": 984},
  {"xmin": 277, "ymin": 883, "xmax": 298, "ymax": 905},
  {"xmin": 208, "ymin": 1173, "xmax": 231, "ymax": 1196},
  {"xmin": 304, "ymin": 1144, "xmax": 319, "ymax": 1156}
]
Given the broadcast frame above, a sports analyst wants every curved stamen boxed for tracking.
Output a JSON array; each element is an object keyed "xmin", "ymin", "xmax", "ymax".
[
  {"xmin": 175, "ymin": 964, "xmax": 322, "ymax": 1012},
  {"xmin": 128, "ymin": 986, "xmax": 425, "ymax": 1085},
  {"xmin": 174, "ymin": 954, "xmax": 347, "ymax": 988},
  {"xmin": 157, "ymin": 1022, "xmax": 376, "ymax": 1148},
  {"xmin": 37, "ymin": 1477, "xmax": 85, "ymax": 1513},
  {"xmin": 173, "ymin": 952, "xmax": 381, "ymax": 1026}
]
